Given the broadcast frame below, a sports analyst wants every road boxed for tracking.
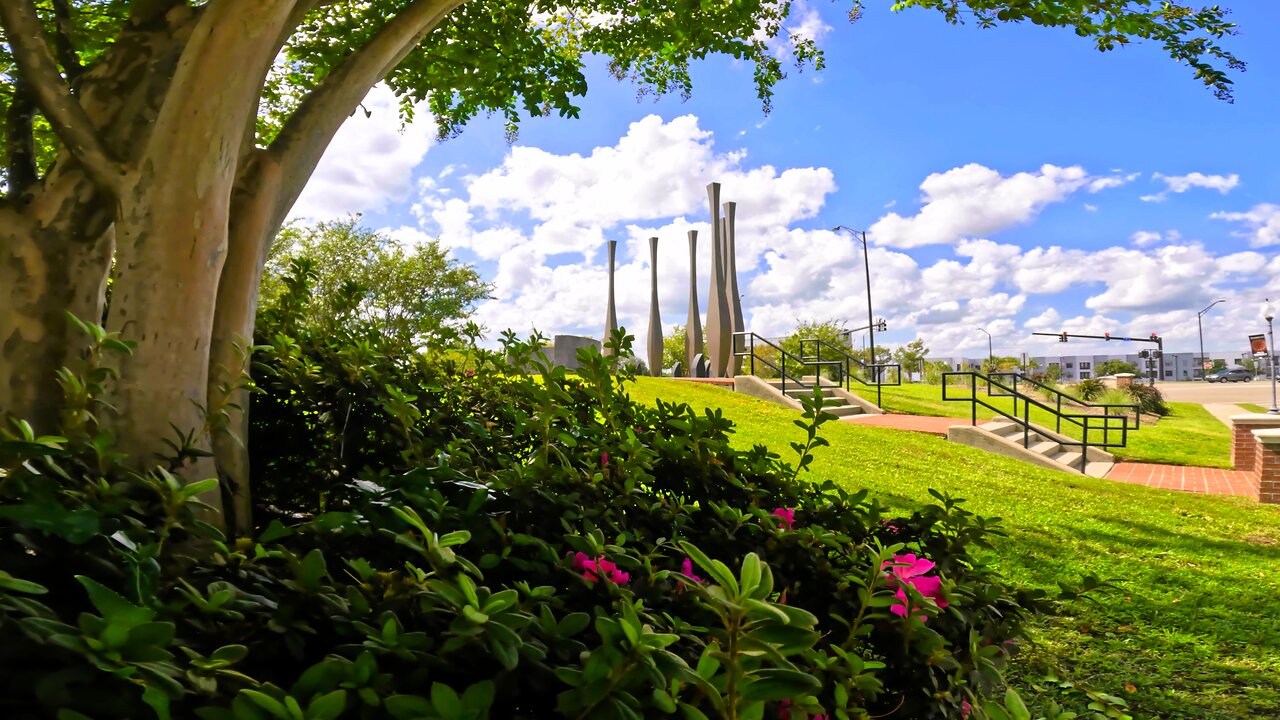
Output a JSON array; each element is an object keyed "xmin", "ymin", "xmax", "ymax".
[{"xmin": 1156, "ymin": 380, "xmax": 1277, "ymax": 404}]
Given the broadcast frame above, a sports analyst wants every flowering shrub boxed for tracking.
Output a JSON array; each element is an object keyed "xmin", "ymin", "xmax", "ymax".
[{"xmin": 0, "ymin": 305, "xmax": 1093, "ymax": 719}]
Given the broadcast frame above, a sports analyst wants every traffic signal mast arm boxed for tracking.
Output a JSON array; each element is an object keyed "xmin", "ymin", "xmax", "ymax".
[{"xmin": 1031, "ymin": 332, "xmax": 1163, "ymax": 345}]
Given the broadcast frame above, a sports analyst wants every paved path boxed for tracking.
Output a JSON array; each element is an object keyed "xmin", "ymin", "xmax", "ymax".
[
  {"xmin": 845, "ymin": 412, "xmax": 1260, "ymax": 499},
  {"xmin": 1202, "ymin": 402, "xmax": 1249, "ymax": 427},
  {"xmin": 842, "ymin": 413, "xmax": 961, "ymax": 436},
  {"xmin": 1107, "ymin": 462, "xmax": 1259, "ymax": 497}
]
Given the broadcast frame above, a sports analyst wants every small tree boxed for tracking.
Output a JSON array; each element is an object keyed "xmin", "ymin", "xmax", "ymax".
[
  {"xmin": 1096, "ymin": 359, "xmax": 1139, "ymax": 376},
  {"xmin": 892, "ymin": 339, "xmax": 929, "ymax": 381},
  {"xmin": 665, "ymin": 322, "xmax": 686, "ymax": 371},
  {"xmin": 1045, "ymin": 365, "xmax": 1063, "ymax": 382},
  {"xmin": 262, "ymin": 218, "xmax": 491, "ymax": 356}
]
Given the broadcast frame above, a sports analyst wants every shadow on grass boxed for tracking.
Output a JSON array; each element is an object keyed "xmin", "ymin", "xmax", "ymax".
[{"xmin": 998, "ymin": 514, "xmax": 1280, "ymax": 719}]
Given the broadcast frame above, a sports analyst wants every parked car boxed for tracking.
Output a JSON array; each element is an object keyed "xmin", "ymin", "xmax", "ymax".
[{"xmin": 1206, "ymin": 367, "xmax": 1254, "ymax": 383}]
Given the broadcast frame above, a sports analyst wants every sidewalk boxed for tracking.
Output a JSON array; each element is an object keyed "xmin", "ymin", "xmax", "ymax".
[
  {"xmin": 1107, "ymin": 462, "xmax": 1258, "ymax": 497},
  {"xmin": 842, "ymin": 413, "xmax": 958, "ymax": 436},
  {"xmin": 1202, "ymin": 402, "xmax": 1248, "ymax": 427}
]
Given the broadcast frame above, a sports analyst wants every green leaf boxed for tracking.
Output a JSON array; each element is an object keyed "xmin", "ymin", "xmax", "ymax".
[
  {"xmin": 258, "ymin": 520, "xmax": 294, "ymax": 543},
  {"xmin": 431, "ymin": 683, "xmax": 463, "ymax": 720},
  {"xmin": 305, "ymin": 690, "xmax": 346, "ymax": 720},
  {"xmin": 1004, "ymin": 688, "xmax": 1031, "ymax": 720},
  {"xmin": 738, "ymin": 668, "xmax": 820, "ymax": 703},
  {"xmin": 0, "ymin": 571, "xmax": 47, "ymax": 594},
  {"xmin": 142, "ymin": 684, "xmax": 172, "ymax": 720},
  {"xmin": 182, "ymin": 478, "xmax": 219, "ymax": 500},
  {"xmin": 384, "ymin": 695, "xmax": 432, "ymax": 719},
  {"xmin": 297, "ymin": 550, "xmax": 328, "ymax": 590},
  {"xmin": 76, "ymin": 576, "xmax": 153, "ymax": 628},
  {"xmin": 241, "ymin": 690, "xmax": 291, "ymax": 719},
  {"xmin": 678, "ymin": 541, "xmax": 738, "ymax": 596}
]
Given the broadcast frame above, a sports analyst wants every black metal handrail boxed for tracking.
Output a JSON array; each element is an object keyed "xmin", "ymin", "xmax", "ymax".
[
  {"xmin": 987, "ymin": 372, "xmax": 1141, "ymax": 430},
  {"xmin": 942, "ymin": 371, "xmax": 1131, "ymax": 473},
  {"xmin": 796, "ymin": 338, "xmax": 901, "ymax": 408},
  {"xmin": 732, "ymin": 332, "xmax": 813, "ymax": 396}
]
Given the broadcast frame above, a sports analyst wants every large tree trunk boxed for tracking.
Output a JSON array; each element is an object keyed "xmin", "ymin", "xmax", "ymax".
[
  {"xmin": 103, "ymin": 0, "xmax": 296, "ymax": 515},
  {"xmin": 209, "ymin": 156, "xmax": 282, "ymax": 534},
  {"xmin": 0, "ymin": 185, "xmax": 113, "ymax": 434},
  {"xmin": 0, "ymin": 6, "xmax": 196, "ymax": 435}
]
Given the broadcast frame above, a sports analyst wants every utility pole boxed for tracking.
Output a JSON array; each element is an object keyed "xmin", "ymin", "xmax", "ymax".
[{"xmin": 1197, "ymin": 299, "xmax": 1226, "ymax": 381}]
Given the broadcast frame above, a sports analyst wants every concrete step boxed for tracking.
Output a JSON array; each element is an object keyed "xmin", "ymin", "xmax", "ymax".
[
  {"xmin": 983, "ymin": 421, "xmax": 1046, "ymax": 444},
  {"xmin": 1053, "ymin": 450, "xmax": 1083, "ymax": 469},
  {"xmin": 1083, "ymin": 461, "xmax": 1114, "ymax": 478},
  {"xmin": 1028, "ymin": 440, "xmax": 1062, "ymax": 456},
  {"xmin": 827, "ymin": 405, "xmax": 865, "ymax": 417},
  {"xmin": 784, "ymin": 388, "xmax": 836, "ymax": 398}
]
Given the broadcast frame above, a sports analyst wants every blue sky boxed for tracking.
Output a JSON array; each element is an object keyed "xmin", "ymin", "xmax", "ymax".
[{"xmin": 291, "ymin": 1, "xmax": 1280, "ymax": 358}]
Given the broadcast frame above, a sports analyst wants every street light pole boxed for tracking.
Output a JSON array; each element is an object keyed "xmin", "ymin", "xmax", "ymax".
[
  {"xmin": 1265, "ymin": 299, "xmax": 1279, "ymax": 414},
  {"xmin": 834, "ymin": 226, "xmax": 877, "ymax": 387},
  {"xmin": 1197, "ymin": 299, "xmax": 1226, "ymax": 381},
  {"xmin": 977, "ymin": 327, "xmax": 992, "ymax": 371}
]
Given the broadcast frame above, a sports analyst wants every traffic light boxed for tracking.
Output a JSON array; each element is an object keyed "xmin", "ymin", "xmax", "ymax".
[
  {"xmin": 1153, "ymin": 350, "xmax": 1163, "ymax": 359},
  {"xmin": 1059, "ymin": 332, "xmax": 1068, "ymax": 342},
  {"xmin": 1139, "ymin": 350, "xmax": 1150, "ymax": 359},
  {"xmin": 876, "ymin": 319, "xmax": 887, "ymax": 332},
  {"xmin": 1104, "ymin": 332, "xmax": 1111, "ymax": 341},
  {"xmin": 1150, "ymin": 333, "xmax": 1159, "ymax": 341}
]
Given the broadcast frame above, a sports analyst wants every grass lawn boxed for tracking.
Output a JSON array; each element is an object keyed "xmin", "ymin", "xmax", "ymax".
[
  {"xmin": 868, "ymin": 383, "xmax": 1231, "ymax": 468},
  {"xmin": 1241, "ymin": 403, "xmax": 1269, "ymax": 414},
  {"xmin": 629, "ymin": 378, "xmax": 1280, "ymax": 720}
]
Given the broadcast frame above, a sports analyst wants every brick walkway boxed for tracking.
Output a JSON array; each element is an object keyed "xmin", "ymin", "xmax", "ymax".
[
  {"xmin": 1106, "ymin": 462, "xmax": 1259, "ymax": 497},
  {"xmin": 842, "ymin": 413, "xmax": 960, "ymax": 436}
]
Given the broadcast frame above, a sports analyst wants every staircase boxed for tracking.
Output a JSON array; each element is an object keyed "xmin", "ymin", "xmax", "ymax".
[
  {"xmin": 941, "ymin": 370, "xmax": 1129, "ymax": 478},
  {"xmin": 972, "ymin": 420, "xmax": 1114, "ymax": 478},
  {"xmin": 771, "ymin": 380, "xmax": 866, "ymax": 418}
]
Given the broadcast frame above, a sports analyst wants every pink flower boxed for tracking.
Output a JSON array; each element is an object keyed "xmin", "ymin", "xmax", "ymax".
[
  {"xmin": 464, "ymin": 369, "xmax": 475, "ymax": 377},
  {"xmin": 882, "ymin": 553, "xmax": 948, "ymax": 621},
  {"xmin": 962, "ymin": 699, "xmax": 972, "ymax": 718},
  {"xmin": 573, "ymin": 551, "xmax": 630, "ymax": 585},
  {"xmin": 680, "ymin": 557, "xmax": 704, "ymax": 584},
  {"xmin": 772, "ymin": 507, "xmax": 795, "ymax": 530},
  {"xmin": 776, "ymin": 700, "xmax": 827, "ymax": 719},
  {"xmin": 600, "ymin": 452, "xmax": 609, "ymax": 467},
  {"xmin": 881, "ymin": 519, "xmax": 901, "ymax": 535}
]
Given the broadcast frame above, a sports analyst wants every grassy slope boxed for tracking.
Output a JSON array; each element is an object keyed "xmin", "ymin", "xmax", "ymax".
[
  {"xmin": 629, "ymin": 378, "xmax": 1280, "ymax": 720},
  {"xmin": 869, "ymin": 383, "xmax": 1231, "ymax": 468},
  {"xmin": 1241, "ymin": 403, "xmax": 1269, "ymax": 414}
]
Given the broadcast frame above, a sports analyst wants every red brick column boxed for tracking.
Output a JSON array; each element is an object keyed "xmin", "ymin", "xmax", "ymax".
[
  {"xmin": 1254, "ymin": 429, "xmax": 1280, "ymax": 504},
  {"xmin": 1230, "ymin": 414, "xmax": 1280, "ymax": 471}
]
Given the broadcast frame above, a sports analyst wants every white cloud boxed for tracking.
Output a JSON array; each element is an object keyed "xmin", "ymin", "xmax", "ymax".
[
  {"xmin": 290, "ymin": 85, "xmax": 436, "ymax": 221},
  {"xmin": 1130, "ymin": 230, "xmax": 1162, "ymax": 246},
  {"xmin": 1140, "ymin": 172, "xmax": 1240, "ymax": 202},
  {"xmin": 1212, "ymin": 203, "xmax": 1280, "ymax": 247},
  {"xmin": 1083, "ymin": 203, "xmax": 1098, "ymax": 212},
  {"xmin": 868, "ymin": 163, "xmax": 1102, "ymax": 248}
]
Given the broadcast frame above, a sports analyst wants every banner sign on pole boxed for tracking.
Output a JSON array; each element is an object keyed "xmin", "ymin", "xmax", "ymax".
[
  {"xmin": 1202, "ymin": 361, "xmax": 1213, "ymax": 370},
  {"xmin": 1250, "ymin": 334, "xmax": 1269, "ymax": 357}
]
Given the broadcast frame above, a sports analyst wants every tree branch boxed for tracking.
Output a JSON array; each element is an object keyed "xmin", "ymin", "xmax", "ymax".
[
  {"xmin": 49, "ymin": 0, "xmax": 85, "ymax": 86},
  {"xmin": 6, "ymin": 75, "xmax": 40, "ymax": 196},
  {"xmin": 265, "ymin": 0, "xmax": 464, "ymax": 228},
  {"xmin": 0, "ymin": 0, "xmax": 127, "ymax": 197}
]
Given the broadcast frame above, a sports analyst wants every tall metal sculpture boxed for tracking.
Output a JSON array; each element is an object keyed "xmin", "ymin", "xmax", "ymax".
[
  {"xmin": 685, "ymin": 230, "xmax": 704, "ymax": 375},
  {"xmin": 646, "ymin": 237, "xmax": 663, "ymax": 376},
  {"xmin": 705, "ymin": 183, "xmax": 731, "ymax": 377},
  {"xmin": 603, "ymin": 239, "xmax": 618, "ymax": 356},
  {"xmin": 722, "ymin": 202, "xmax": 744, "ymax": 375}
]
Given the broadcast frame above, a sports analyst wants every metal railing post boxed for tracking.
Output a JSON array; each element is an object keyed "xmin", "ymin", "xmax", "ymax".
[
  {"xmin": 971, "ymin": 374, "xmax": 977, "ymax": 426},
  {"xmin": 1081, "ymin": 425, "xmax": 1089, "ymax": 472}
]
